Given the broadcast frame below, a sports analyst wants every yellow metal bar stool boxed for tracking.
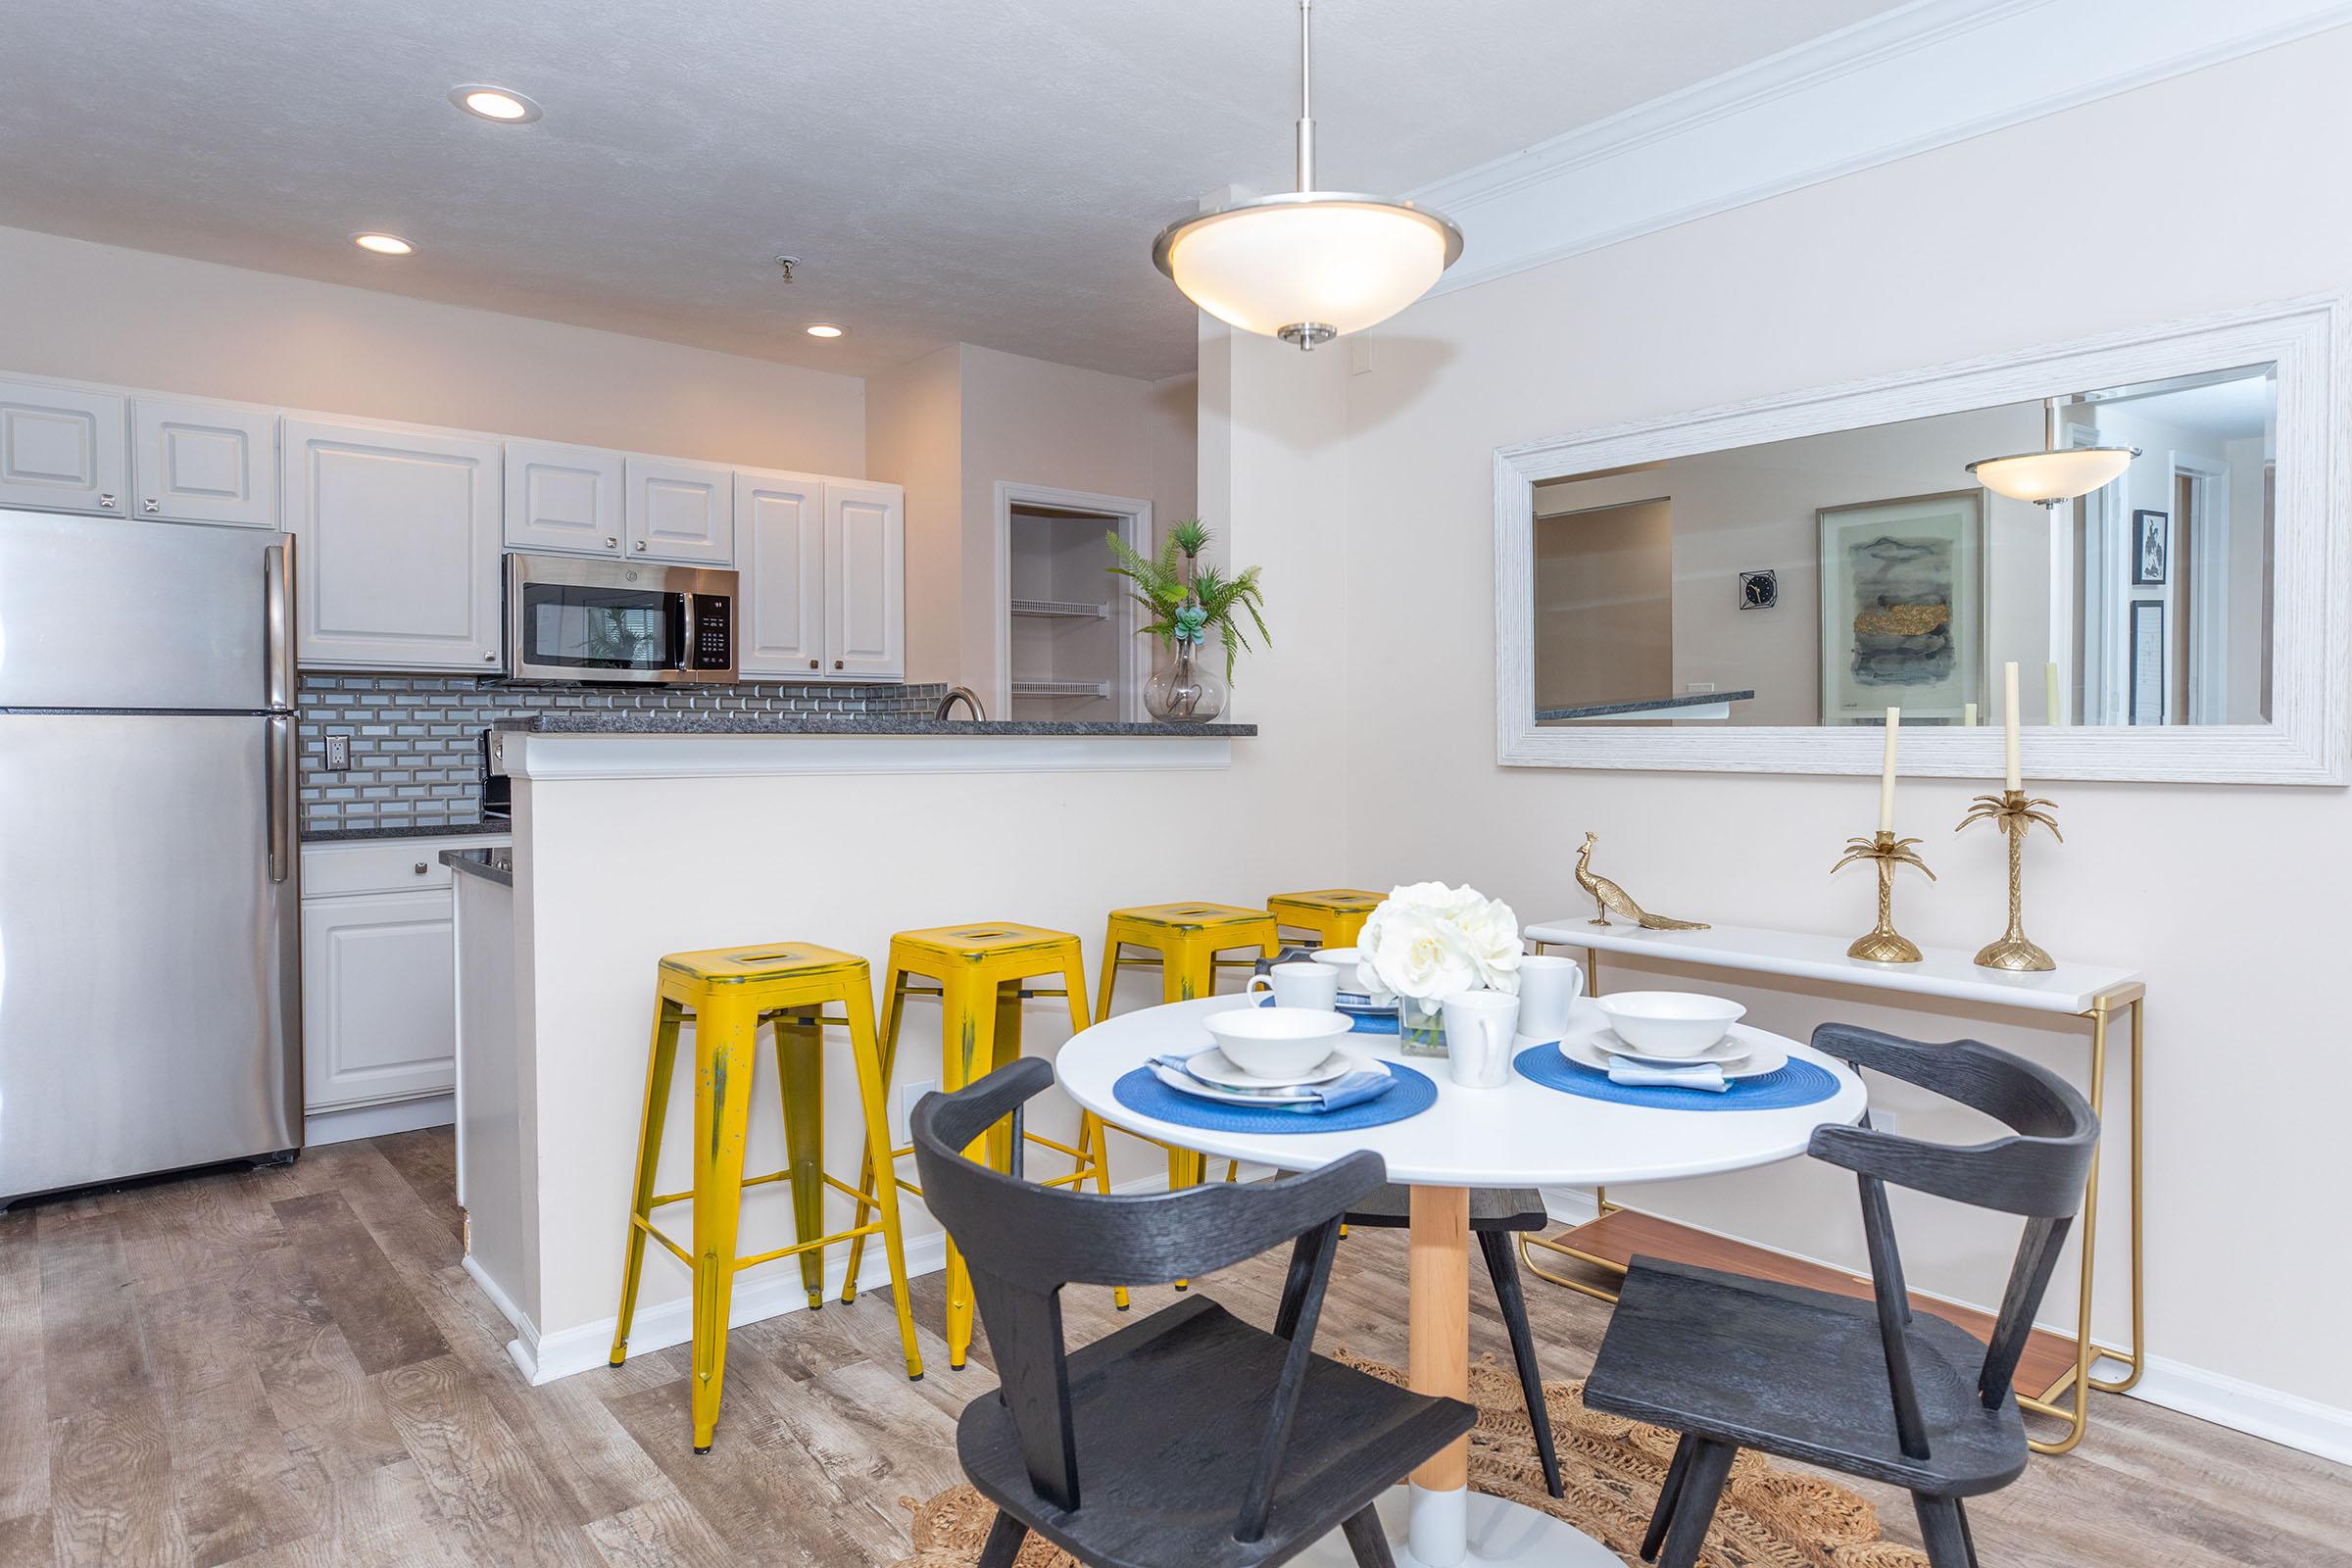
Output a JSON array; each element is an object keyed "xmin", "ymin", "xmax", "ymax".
[
  {"xmin": 1265, "ymin": 888, "xmax": 1385, "ymax": 950},
  {"xmin": 844, "ymin": 922, "xmax": 1117, "ymax": 1369},
  {"xmin": 1095, "ymin": 902, "xmax": 1279, "ymax": 1194},
  {"xmin": 610, "ymin": 941, "xmax": 923, "ymax": 1453}
]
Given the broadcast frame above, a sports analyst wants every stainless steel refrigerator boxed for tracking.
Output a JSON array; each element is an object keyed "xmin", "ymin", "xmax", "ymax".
[{"xmin": 0, "ymin": 510, "xmax": 302, "ymax": 1205}]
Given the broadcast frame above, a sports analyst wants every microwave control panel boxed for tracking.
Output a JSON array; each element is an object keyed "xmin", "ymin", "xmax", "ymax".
[{"xmin": 690, "ymin": 595, "xmax": 733, "ymax": 670}]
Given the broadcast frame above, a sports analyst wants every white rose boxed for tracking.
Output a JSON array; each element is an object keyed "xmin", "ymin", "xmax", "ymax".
[
  {"xmin": 1454, "ymin": 893, "xmax": 1523, "ymax": 993},
  {"xmin": 1358, "ymin": 902, "xmax": 1480, "ymax": 1003}
]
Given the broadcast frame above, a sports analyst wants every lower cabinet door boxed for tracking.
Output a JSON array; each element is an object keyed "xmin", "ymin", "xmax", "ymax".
[{"xmin": 301, "ymin": 889, "xmax": 457, "ymax": 1110}]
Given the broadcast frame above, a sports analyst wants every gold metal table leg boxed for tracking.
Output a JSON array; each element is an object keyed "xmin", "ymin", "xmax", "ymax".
[{"xmin": 2086, "ymin": 993, "xmax": 2145, "ymax": 1396}]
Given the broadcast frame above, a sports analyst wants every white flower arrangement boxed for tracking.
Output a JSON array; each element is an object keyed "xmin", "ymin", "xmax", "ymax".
[{"xmin": 1356, "ymin": 882, "xmax": 1523, "ymax": 1003}]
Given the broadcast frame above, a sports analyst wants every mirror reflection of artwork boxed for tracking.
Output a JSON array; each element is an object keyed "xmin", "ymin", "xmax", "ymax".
[{"xmin": 1817, "ymin": 491, "xmax": 1982, "ymax": 725}]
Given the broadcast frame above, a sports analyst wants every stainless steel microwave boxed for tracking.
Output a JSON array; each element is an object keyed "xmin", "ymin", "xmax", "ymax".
[{"xmin": 504, "ymin": 553, "xmax": 738, "ymax": 683}]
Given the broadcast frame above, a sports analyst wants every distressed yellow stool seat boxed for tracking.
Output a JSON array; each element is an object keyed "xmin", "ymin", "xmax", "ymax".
[
  {"xmin": 1266, "ymin": 888, "xmax": 1385, "ymax": 950},
  {"xmin": 846, "ymin": 922, "xmax": 1117, "ymax": 1369},
  {"xmin": 1095, "ymin": 902, "xmax": 1279, "ymax": 1196},
  {"xmin": 609, "ymin": 941, "xmax": 922, "ymax": 1452}
]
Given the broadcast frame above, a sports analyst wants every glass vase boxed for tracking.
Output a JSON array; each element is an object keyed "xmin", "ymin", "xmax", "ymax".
[
  {"xmin": 1395, "ymin": 995, "xmax": 1447, "ymax": 1058},
  {"xmin": 1143, "ymin": 640, "xmax": 1227, "ymax": 723}
]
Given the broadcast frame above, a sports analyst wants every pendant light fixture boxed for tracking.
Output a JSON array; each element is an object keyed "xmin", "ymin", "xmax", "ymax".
[
  {"xmin": 1967, "ymin": 401, "xmax": 2138, "ymax": 507},
  {"xmin": 1152, "ymin": 0, "xmax": 1463, "ymax": 350}
]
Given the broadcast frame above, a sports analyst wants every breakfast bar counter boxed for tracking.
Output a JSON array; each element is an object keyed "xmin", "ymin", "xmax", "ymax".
[{"xmin": 450, "ymin": 703, "xmax": 1336, "ymax": 1390}]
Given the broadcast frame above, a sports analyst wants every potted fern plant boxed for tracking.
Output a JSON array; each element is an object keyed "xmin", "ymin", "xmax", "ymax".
[{"xmin": 1105, "ymin": 517, "xmax": 1268, "ymax": 722}]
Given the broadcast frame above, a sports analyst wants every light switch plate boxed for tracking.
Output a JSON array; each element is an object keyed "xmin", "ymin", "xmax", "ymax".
[{"xmin": 324, "ymin": 734, "xmax": 351, "ymax": 770}]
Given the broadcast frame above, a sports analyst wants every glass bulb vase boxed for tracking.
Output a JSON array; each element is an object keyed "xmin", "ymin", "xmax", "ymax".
[
  {"xmin": 1395, "ymin": 995, "xmax": 1447, "ymax": 1058},
  {"xmin": 1143, "ymin": 641, "xmax": 1227, "ymax": 724}
]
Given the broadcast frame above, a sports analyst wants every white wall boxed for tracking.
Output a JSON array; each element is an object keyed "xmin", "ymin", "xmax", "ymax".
[
  {"xmin": 0, "ymin": 224, "xmax": 865, "ymax": 473},
  {"xmin": 865, "ymin": 342, "xmax": 1200, "ymax": 699},
  {"xmin": 1220, "ymin": 31, "xmax": 2352, "ymax": 1423}
]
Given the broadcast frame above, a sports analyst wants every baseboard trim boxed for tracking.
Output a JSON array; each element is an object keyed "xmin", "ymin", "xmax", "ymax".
[
  {"xmin": 501, "ymin": 1166, "xmax": 1209, "ymax": 1386},
  {"xmin": 2129, "ymin": 1356, "xmax": 2352, "ymax": 1466},
  {"xmin": 1530, "ymin": 1187, "xmax": 2352, "ymax": 1464},
  {"xmin": 304, "ymin": 1093, "xmax": 454, "ymax": 1148}
]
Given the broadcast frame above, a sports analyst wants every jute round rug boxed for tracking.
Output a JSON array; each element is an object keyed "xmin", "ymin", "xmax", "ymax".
[{"xmin": 891, "ymin": 1353, "xmax": 1930, "ymax": 1568}]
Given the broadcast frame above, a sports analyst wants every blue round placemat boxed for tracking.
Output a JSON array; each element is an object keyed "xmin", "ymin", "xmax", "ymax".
[
  {"xmin": 1112, "ymin": 1058, "xmax": 1436, "ymax": 1135},
  {"xmin": 1254, "ymin": 993, "xmax": 1397, "ymax": 1034},
  {"xmin": 1512, "ymin": 1042, "xmax": 1839, "ymax": 1111}
]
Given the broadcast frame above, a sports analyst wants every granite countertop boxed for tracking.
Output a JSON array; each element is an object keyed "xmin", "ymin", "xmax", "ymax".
[
  {"xmin": 1536, "ymin": 690, "xmax": 1755, "ymax": 720},
  {"xmin": 302, "ymin": 819, "xmax": 513, "ymax": 845},
  {"xmin": 502, "ymin": 714, "xmax": 1256, "ymax": 738},
  {"xmin": 440, "ymin": 846, "xmax": 514, "ymax": 887}
]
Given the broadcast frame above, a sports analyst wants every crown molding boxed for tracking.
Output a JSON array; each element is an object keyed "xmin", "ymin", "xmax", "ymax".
[{"xmin": 1413, "ymin": 0, "xmax": 2352, "ymax": 298}]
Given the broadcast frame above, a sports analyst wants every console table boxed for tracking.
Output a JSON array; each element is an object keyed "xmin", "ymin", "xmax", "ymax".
[{"xmin": 1521, "ymin": 916, "xmax": 2143, "ymax": 1456}]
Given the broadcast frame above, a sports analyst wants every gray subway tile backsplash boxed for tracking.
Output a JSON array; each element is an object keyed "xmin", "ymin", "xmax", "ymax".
[{"xmin": 298, "ymin": 672, "xmax": 946, "ymax": 836}]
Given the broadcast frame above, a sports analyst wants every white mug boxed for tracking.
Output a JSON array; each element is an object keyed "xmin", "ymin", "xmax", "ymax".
[
  {"xmin": 1514, "ymin": 955, "xmax": 1587, "ymax": 1042},
  {"xmin": 1248, "ymin": 961, "xmax": 1340, "ymax": 1010},
  {"xmin": 1442, "ymin": 989, "xmax": 1521, "ymax": 1089}
]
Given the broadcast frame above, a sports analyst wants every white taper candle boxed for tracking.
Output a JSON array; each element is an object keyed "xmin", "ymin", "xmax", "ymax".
[
  {"xmin": 1879, "ymin": 708, "xmax": 1900, "ymax": 832},
  {"xmin": 2003, "ymin": 662, "xmax": 2022, "ymax": 791}
]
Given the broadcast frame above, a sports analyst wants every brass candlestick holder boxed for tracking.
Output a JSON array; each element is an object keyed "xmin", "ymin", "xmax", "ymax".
[
  {"xmin": 1832, "ymin": 830, "xmax": 1934, "ymax": 962},
  {"xmin": 1957, "ymin": 789, "xmax": 2062, "ymax": 971}
]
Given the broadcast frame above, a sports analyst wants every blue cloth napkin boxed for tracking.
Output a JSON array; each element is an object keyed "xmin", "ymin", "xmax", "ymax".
[
  {"xmin": 1149, "ymin": 1054, "xmax": 1398, "ymax": 1114},
  {"xmin": 1606, "ymin": 1054, "xmax": 1728, "ymax": 1093}
]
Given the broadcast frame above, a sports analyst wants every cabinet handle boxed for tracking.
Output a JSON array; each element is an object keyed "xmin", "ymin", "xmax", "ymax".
[
  {"xmin": 633, "ymin": 540, "xmax": 647, "ymax": 552},
  {"xmin": 484, "ymin": 651, "xmax": 498, "ymax": 662},
  {"xmin": 143, "ymin": 498, "xmax": 161, "ymax": 514},
  {"xmin": 414, "ymin": 861, "xmax": 429, "ymax": 875},
  {"xmin": 808, "ymin": 660, "xmax": 819, "ymax": 669},
  {"xmin": 834, "ymin": 660, "xmax": 844, "ymax": 669},
  {"xmin": 98, "ymin": 493, "xmax": 117, "ymax": 509},
  {"xmin": 606, "ymin": 536, "xmax": 618, "ymax": 549}
]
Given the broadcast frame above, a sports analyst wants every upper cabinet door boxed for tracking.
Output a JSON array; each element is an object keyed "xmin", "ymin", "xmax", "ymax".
[
  {"xmin": 504, "ymin": 440, "xmax": 623, "ymax": 557},
  {"xmin": 623, "ymin": 456, "xmax": 734, "ymax": 565},
  {"xmin": 129, "ymin": 397, "xmax": 278, "ymax": 527},
  {"xmin": 0, "ymin": 378, "xmax": 127, "ymax": 516},
  {"xmin": 283, "ymin": 416, "xmax": 503, "ymax": 672},
  {"xmin": 734, "ymin": 469, "xmax": 827, "ymax": 678},
  {"xmin": 825, "ymin": 479, "xmax": 906, "ymax": 680}
]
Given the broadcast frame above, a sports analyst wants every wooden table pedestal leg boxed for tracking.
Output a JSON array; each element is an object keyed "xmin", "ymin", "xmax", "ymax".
[{"xmin": 1408, "ymin": 1184, "xmax": 1471, "ymax": 1567}]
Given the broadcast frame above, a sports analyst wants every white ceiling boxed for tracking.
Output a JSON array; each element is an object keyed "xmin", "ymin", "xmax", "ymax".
[{"xmin": 0, "ymin": 0, "xmax": 1896, "ymax": 381}]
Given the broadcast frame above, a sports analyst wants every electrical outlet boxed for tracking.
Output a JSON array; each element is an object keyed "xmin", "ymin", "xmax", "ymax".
[
  {"xmin": 1686, "ymin": 681, "xmax": 1717, "ymax": 694},
  {"xmin": 894, "ymin": 1079, "xmax": 941, "ymax": 1145},
  {"xmin": 1872, "ymin": 1107, "xmax": 1898, "ymax": 1137},
  {"xmin": 324, "ymin": 734, "xmax": 352, "ymax": 770}
]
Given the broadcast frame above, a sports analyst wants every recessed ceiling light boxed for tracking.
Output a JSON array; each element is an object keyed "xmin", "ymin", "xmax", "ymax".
[
  {"xmin": 450, "ymin": 84, "xmax": 542, "ymax": 123},
  {"xmin": 353, "ymin": 232, "xmax": 414, "ymax": 256},
  {"xmin": 804, "ymin": 323, "xmax": 845, "ymax": 339}
]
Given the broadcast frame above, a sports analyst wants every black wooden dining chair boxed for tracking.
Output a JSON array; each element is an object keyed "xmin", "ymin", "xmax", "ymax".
[
  {"xmin": 1583, "ymin": 1023, "xmax": 2097, "ymax": 1568},
  {"xmin": 1287, "ymin": 1182, "xmax": 1564, "ymax": 1498},
  {"xmin": 910, "ymin": 1058, "xmax": 1474, "ymax": 1568}
]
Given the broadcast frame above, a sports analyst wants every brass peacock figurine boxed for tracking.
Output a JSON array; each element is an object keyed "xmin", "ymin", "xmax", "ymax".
[{"xmin": 1574, "ymin": 832, "xmax": 1708, "ymax": 930}]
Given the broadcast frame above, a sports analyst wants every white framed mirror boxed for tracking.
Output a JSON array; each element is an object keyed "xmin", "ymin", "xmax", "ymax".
[{"xmin": 1494, "ymin": 296, "xmax": 2347, "ymax": 784}]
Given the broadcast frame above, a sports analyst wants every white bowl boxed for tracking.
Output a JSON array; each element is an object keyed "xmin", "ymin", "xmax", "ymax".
[
  {"xmin": 1203, "ymin": 1006, "xmax": 1354, "ymax": 1078},
  {"xmin": 1592, "ymin": 992, "xmax": 1746, "ymax": 1058}
]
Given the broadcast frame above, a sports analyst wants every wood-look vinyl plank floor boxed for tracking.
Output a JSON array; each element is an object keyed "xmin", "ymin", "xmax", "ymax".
[{"xmin": 0, "ymin": 1128, "xmax": 2343, "ymax": 1567}]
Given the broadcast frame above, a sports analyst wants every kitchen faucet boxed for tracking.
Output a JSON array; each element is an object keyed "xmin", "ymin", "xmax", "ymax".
[{"xmin": 934, "ymin": 685, "xmax": 987, "ymax": 721}]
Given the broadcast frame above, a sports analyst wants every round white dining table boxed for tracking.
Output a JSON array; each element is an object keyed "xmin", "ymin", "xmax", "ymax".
[{"xmin": 1055, "ymin": 994, "xmax": 1869, "ymax": 1568}]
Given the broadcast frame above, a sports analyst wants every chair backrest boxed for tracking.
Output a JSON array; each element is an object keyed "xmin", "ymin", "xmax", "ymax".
[
  {"xmin": 910, "ymin": 1058, "xmax": 1386, "ymax": 1533},
  {"xmin": 1805, "ymin": 1023, "xmax": 2098, "ymax": 1459}
]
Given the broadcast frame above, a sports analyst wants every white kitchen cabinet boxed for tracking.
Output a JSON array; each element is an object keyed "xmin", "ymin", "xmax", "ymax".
[
  {"xmin": 129, "ymin": 397, "xmax": 278, "ymax": 526},
  {"xmin": 0, "ymin": 377, "xmax": 127, "ymax": 516},
  {"xmin": 283, "ymin": 416, "xmax": 503, "ymax": 671},
  {"xmin": 302, "ymin": 888, "xmax": 460, "ymax": 1110},
  {"xmin": 825, "ymin": 478, "xmax": 906, "ymax": 679},
  {"xmin": 504, "ymin": 439, "xmax": 623, "ymax": 557},
  {"xmin": 623, "ymin": 455, "xmax": 734, "ymax": 565},
  {"xmin": 734, "ymin": 467, "xmax": 827, "ymax": 677}
]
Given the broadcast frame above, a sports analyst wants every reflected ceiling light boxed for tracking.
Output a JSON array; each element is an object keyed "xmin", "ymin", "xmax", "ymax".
[
  {"xmin": 804, "ymin": 322, "xmax": 845, "ymax": 339},
  {"xmin": 352, "ymin": 232, "xmax": 414, "ymax": 255},
  {"xmin": 450, "ymin": 84, "xmax": 542, "ymax": 122},
  {"xmin": 1152, "ymin": 0, "xmax": 1461, "ymax": 350},
  {"xmin": 1966, "ymin": 446, "xmax": 2138, "ymax": 507}
]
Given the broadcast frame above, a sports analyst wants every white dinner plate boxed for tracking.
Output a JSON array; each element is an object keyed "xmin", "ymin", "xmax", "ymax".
[
  {"xmin": 1589, "ymin": 1027, "xmax": 1755, "ymax": 1066},
  {"xmin": 1151, "ymin": 1053, "xmax": 1385, "ymax": 1106},
  {"xmin": 1183, "ymin": 1046, "xmax": 1357, "ymax": 1091},
  {"xmin": 1557, "ymin": 1029, "xmax": 1787, "ymax": 1080}
]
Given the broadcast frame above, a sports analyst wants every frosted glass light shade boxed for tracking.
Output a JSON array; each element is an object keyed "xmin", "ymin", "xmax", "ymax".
[
  {"xmin": 1967, "ymin": 446, "xmax": 2137, "ymax": 504},
  {"xmin": 1153, "ymin": 192, "xmax": 1462, "ymax": 344}
]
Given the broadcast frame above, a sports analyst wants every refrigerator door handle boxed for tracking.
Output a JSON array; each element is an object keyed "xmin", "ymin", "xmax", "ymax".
[
  {"xmin": 267, "ymin": 713, "xmax": 295, "ymax": 883},
  {"xmin": 265, "ymin": 539, "xmax": 295, "ymax": 710}
]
